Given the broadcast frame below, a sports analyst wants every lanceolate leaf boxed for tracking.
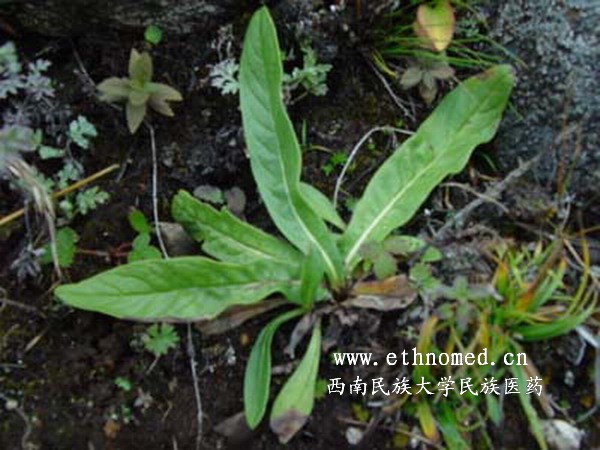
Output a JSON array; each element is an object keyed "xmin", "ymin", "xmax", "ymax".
[
  {"xmin": 437, "ymin": 403, "xmax": 470, "ymax": 450},
  {"xmin": 55, "ymin": 257, "xmax": 298, "ymax": 321},
  {"xmin": 341, "ymin": 65, "xmax": 514, "ymax": 268},
  {"xmin": 512, "ymin": 364, "xmax": 548, "ymax": 450},
  {"xmin": 299, "ymin": 245, "xmax": 325, "ymax": 308},
  {"xmin": 244, "ymin": 309, "xmax": 304, "ymax": 429},
  {"xmin": 239, "ymin": 7, "xmax": 343, "ymax": 285},
  {"xmin": 299, "ymin": 182, "xmax": 345, "ymax": 230},
  {"xmin": 172, "ymin": 190, "xmax": 301, "ymax": 266},
  {"xmin": 270, "ymin": 321, "xmax": 321, "ymax": 443}
]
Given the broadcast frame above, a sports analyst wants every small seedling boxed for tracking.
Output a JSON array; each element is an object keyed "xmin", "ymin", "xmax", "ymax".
[
  {"xmin": 360, "ymin": 235, "xmax": 442, "ymax": 280},
  {"xmin": 321, "ymin": 151, "xmax": 348, "ymax": 176},
  {"xmin": 400, "ymin": 58, "xmax": 455, "ymax": 104},
  {"xmin": 209, "ymin": 59, "xmax": 240, "ymax": 95},
  {"xmin": 209, "ymin": 44, "xmax": 331, "ymax": 103},
  {"xmin": 114, "ymin": 377, "xmax": 133, "ymax": 392},
  {"xmin": 143, "ymin": 323, "xmax": 179, "ymax": 358},
  {"xmin": 40, "ymin": 227, "xmax": 78, "ymax": 269},
  {"xmin": 97, "ymin": 49, "xmax": 182, "ymax": 133},
  {"xmin": 127, "ymin": 209, "xmax": 161, "ymax": 263},
  {"xmin": 68, "ymin": 115, "xmax": 97, "ymax": 149},
  {"xmin": 144, "ymin": 25, "xmax": 163, "ymax": 46},
  {"xmin": 283, "ymin": 46, "xmax": 332, "ymax": 98}
]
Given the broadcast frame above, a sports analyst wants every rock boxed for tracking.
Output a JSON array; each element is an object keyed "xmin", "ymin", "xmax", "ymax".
[
  {"xmin": 6, "ymin": 0, "xmax": 239, "ymax": 36},
  {"xmin": 540, "ymin": 419, "xmax": 585, "ymax": 450},
  {"xmin": 158, "ymin": 222, "xmax": 197, "ymax": 256},
  {"xmin": 489, "ymin": 1, "xmax": 599, "ymax": 216},
  {"xmin": 345, "ymin": 426, "xmax": 364, "ymax": 445}
]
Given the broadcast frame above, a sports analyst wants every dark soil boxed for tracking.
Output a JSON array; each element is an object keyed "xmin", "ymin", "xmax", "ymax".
[{"xmin": 1, "ymin": 3, "xmax": 599, "ymax": 450}]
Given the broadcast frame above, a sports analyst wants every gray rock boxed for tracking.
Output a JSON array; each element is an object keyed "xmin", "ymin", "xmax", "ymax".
[
  {"xmin": 490, "ymin": 1, "xmax": 599, "ymax": 212},
  {"xmin": 6, "ymin": 0, "xmax": 238, "ymax": 36},
  {"xmin": 158, "ymin": 222, "xmax": 197, "ymax": 256}
]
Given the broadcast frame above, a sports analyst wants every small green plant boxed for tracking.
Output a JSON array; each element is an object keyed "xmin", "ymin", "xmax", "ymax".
[
  {"xmin": 321, "ymin": 151, "xmax": 348, "ymax": 176},
  {"xmin": 97, "ymin": 49, "xmax": 182, "ymax": 133},
  {"xmin": 127, "ymin": 209, "xmax": 161, "ymax": 263},
  {"xmin": 370, "ymin": 0, "xmax": 519, "ymax": 105},
  {"xmin": 208, "ymin": 59, "xmax": 240, "ymax": 95},
  {"xmin": 40, "ymin": 227, "xmax": 78, "ymax": 268},
  {"xmin": 144, "ymin": 25, "xmax": 163, "ymax": 46},
  {"xmin": 114, "ymin": 377, "xmax": 133, "ymax": 392},
  {"xmin": 360, "ymin": 235, "xmax": 442, "ymax": 280},
  {"xmin": 55, "ymin": 7, "xmax": 514, "ymax": 443},
  {"xmin": 400, "ymin": 57, "xmax": 455, "ymax": 104},
  {"xmin": 403, "ymin": 240, "xmax": 596, "ymax": 449},
  {"xmin": 68, "ymin": 115, "xmax": 97, "ymax": 149},
  {"xmin": 282, "ymin": 45, "xmax": 332, "ymax": 99},
  {"xmin": 1, "ymin": 43, "xmax": 109, "ymax": 275},
  {"xmin": 143, "ymin": 323, "xmax": 179, "ymax": 358},
  {"xmin": 209, "ymin": 41, "xmax": 331, "ymax": 103}
]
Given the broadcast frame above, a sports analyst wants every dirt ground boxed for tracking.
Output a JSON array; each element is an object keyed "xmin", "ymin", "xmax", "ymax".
[{"xmin": 1, "ymin": 2, "xmax": 599, "ymax": 449}]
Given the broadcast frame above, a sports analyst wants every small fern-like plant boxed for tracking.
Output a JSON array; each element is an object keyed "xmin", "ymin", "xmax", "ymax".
[
  {"xmin": 56, "ymin": 7, "xmax": 514, "ymax": 443},
  {"xmin": 97, "ymin": 49, "xmax": 182, "ymax": 133}
]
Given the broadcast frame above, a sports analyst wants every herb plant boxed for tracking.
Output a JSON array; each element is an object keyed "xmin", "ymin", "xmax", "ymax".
[
  {"xmin": 406, "ymin": 240, "xmax": 596, "ymax": 449},
  {"xmin": 143, "ymin": 323, "xmax": 180, "ymax": 358},
  {"xmin": 126, "ymin": 209, "xmax": 162, "ymax": 263},
  {"xmin": 55, "ymin": 7, "xmax": 514, "ymax": 443},
  {"xmin": 209, "ymin": 41, "xmax": 330, "ymax": 103},
  {"xmin": 1, "ymin": 43, "xmax": 108, "ymax": 275},
  {"xmin": 97, "ymin": 49, "xmax": 182, "ymax": 133}
]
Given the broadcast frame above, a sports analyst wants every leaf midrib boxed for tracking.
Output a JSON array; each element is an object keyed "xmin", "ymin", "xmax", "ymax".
[
  {"xmin": 344, "ymin": 91, "xmax": 497, "ymax": 266},
  {"xmin": 67, "ymin": 278, "xmax": 299, "ymax": 299},
  {"xmin": 250, "ymin": 21, "xmax": 339, "ymax": 281}
]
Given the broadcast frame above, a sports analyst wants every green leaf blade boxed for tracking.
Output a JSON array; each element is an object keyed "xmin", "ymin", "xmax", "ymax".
[
  {"xmin": 41, "ymin": 227, "xmax": 79, "ymax": 268},
  {"xmin": 239, "ymin": 7, "xmax": 343, "ymax": 284},
  {"xmin": 270, "ymin": 321, "xmax": 321, "ymax": 443},
  {"xmin": 299, "ymin": 245, "xmax": 326, "ymax": 308},
  {"xmin": 244, "ymin": 309, "xmax": 303, "ymax": 429},
  {"xmin": 341, "ymin": 65, "xmax": 515, "ymax": 268},
  {"xmin": 55, "ymin": 257, "xmax": 297, "ymax": 321},
  {"xmin": 300, "ymin": 183, "xmax": 345, "ymax": 230},
  {"xmin": 172, "ymin": 190, "xmax": 301, "ymax": 266}
]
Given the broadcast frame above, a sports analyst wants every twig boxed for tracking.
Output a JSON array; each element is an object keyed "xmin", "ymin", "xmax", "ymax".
[
  {"xmin": 146, "ymin": 123, "xmax": 169, "ymax": 257},
  {"xmin": 333, "ymin": 126, "xmax": 413, "ymax": 208},
  {"xmin": 145, "ymin": 355, "xmax": 161, "ymax": 375},
  {"xmin": 144, "ymin": 131, "xmax": 203, "ymax": 447},
  {"xmin": 338, "ymin": 416, "xmax": 443, "ymax": 450},
  {"xmin": 0, "ymin": 392, "xmax": 33, "ymax": 450},
  {"xmin": 434, "ymin": 154, "xmax": 541, "ymax": 242},
  {"xmin": 0, "ymin": 296, "xmax": 44, "ymax": 317},
  {"xmin": 441, "ymin": 181, "xmax": 509, "ymax": 213},
  {"xmin": 366, "ymin": 58, "xmax": 413, "ymax": 120},
  {"xmin": 71, "ymin": 43, "xmax": 97, "ymax": 93},
  {"xmin": 187, "ymin": 323, "xmax": 203, "ymax": 450},
  {"xmin": 0, "ymin": 164, "xmax": 120, "ymax": 227}
]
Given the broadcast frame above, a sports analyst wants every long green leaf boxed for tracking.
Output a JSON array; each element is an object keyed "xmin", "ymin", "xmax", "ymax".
[
  {"xmin": 239, "ymin": 7, "xmax": 343, "ymax": 285},
  {"xmin": 244, "ymin": 309, "xmax": 303, "ymax": 429},
  {"xmin": 511, "ymin": 364, "xmax": 548, "ymax": 450},
  {"xmin": 515, "ymin": 308, "xmax": 593, "ymax": 341},
  {"xmin": 437, "ymin": 403, "xmax": 470, "ymax": 450},
  {"xmin": 172, "ymin": 190, "xmax": 301, "ymax": 266},
  {"xmin": 341, "ymin": 65, "xmax": 514, "ymax": 268},
  {"xmin": 299, "ymin": 183, "xmax": 345, "ymax": 230},
  {"xmin": 55, "ymin": 257, "xmax": 297, "ymax": 320},
  {"xmin": 299, "ymin": 245, "xmax": 326, "ymax": 308},
  {"xmin": 270, "ymin": 321, "xmax": 321, "ymax": 443}
]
